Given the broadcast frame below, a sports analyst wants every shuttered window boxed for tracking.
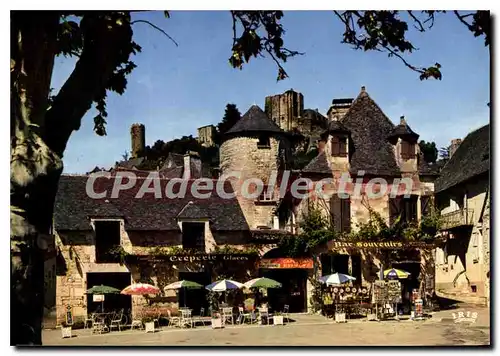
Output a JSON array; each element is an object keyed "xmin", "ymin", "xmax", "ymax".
[
  {"xmin": 389, "ymin": 195, "xmax": 418, "ymax": 225},
  {"xmin": 331, "ymin": 136, "xmax": 347, "ymax": 157},
  {"xmin": 330, "ymin": 195, "xmax": 351, "ymax": 233},
  {"xmin": 421, "ymin": 196, "xmax": 432, "ymax": 216},
  {"xmin": 401, "ymin": 141, "xmax": 415, "ymax": 159}
]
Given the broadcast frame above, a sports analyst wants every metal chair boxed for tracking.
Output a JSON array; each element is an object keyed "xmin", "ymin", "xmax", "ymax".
[
  {"xmin": 84, "ymin": 313, "xmax": 94, "ymax": 329},
  {"xmin": 167, "ymin": 309, "xmax": 180, "ymax": 328},
  {"xmin": 222, "ymin": 307, "xmax": 234, "ymax": 325},
  {"xmin": 198, "ymin": 307, "xmax": 210, "ymax": 326},
  {"xmin": 110, "ymin": 309, "xmax": 125, "ymax": 332},
  {"xmin": 258, "ymin": 307, "xmax": 270, "ymax": 325},
  {"xmin": 283, "ymin": 305, "xmax": 290, "ymax": 323},
  {"xmin": 131, "ymin": 311, "xmax": 143, "ymax": 331},
  {"xmin": 180, "ymin": 309, "xmax": 193, "ymax": 328}
]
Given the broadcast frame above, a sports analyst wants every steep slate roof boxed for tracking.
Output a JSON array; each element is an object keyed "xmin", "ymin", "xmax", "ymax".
[
  {"xmin": 116, "ymin": 157, "xmax": 145, "ymax": 170},
  {"xmin": 177, "ymin": 201, "xmax": 209, "ymax": 219},
  {"xmin": 54, "ymin": 174, "xmax": 249, "ymax": 231},
  {"xmin": 387, "ymin": 117, "xmax": 419, "ymax": 143},
  {"xmin": 326, "ymin": 120, "xmax": 351, "ymax": 135},
  {"xmin": 340, "ymin": 88, "xmax": 401, "ymax": 176},
  {"xmin": 435, "ymin": 124, "xmax": 490, "ymax": 193},
  {"xmin": 301, "ymin": 151, "xmax": 331, "ymax": 174},
  {"xmin": 225, "ymin": 105, "xmax": 286, "ymax": 136}
]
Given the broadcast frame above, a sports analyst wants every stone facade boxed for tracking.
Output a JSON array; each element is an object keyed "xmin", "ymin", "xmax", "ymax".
[
  {"xmin": 54, "ymin": 218, "xmax": 268, "ymax": 324},
  {"xmin": 434, "ymin": 175, "xmax": 490, "ymax": 304},
  {"xmin": 197, "ymin": 125, "xmax": 217, "ymax": 147},
  {"xmin": 130, "ymin": 123, "xmax": 145, "ymax": 158},
  {"xmin": 219, "ymin": 135, "xmax": 290, "ymax": 229}
]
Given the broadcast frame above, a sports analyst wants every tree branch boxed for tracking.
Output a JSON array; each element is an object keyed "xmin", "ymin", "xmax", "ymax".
[
  {"xmin": 44, "ymin": 13, "xmax": 134, "ymax": 156},
  {"xmin": 453, "ymin": 11, "xmax": 475, "ymax": 31},
  {"xmin": 131, "ymin": 19, "xmax": 178, "ymax": 47}
]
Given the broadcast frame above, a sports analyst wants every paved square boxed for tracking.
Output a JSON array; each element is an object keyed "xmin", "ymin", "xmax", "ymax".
[{"xmin": 43, "ymin": 308, "xmax": 490, "ymax": 346}]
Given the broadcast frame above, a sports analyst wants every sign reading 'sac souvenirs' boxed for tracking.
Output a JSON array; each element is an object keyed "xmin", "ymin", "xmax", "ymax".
[
  {"xmin": 130, "ymin": 253, "xmax": 257, "ymax": 263},
  {"xmin": 329, "ymin": 241, "xmax": 435, "ymax": 250}
]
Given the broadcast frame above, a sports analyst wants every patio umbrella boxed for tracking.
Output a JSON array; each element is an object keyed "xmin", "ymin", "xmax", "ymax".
[
  {"xmin": 244, "ymin": 277, "xmax": 282, "ymax": 289},
  {"xmin": 85, "ymin": 284, "xmax": 120, "ymax": 312},
  {"xmin": 164, "ymin": 280, "xmax": 204, "ymax": 307},
  {"xmin": 206, "ymin": 279, "xmax": 244, "ymax": 305},
  {"xmin": 384, "ymin": 268, "xmax": 411, "ymax": 280},
  {"xmin": 319, "ymin": 273, "xmax": 356, "ymax": 286},
  {"xmin": 121, "ymin": 283, "xmax": 160, "ymax": 295},
  {"xmin": 205, "ymin": 279, "xmax": 244, "ymax": 292}
]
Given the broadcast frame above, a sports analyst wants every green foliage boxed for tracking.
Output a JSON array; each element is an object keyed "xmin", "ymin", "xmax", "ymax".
[
  {"xmin": 348, "ymin": 206, "xmax": 441, "ymax": 243},
  {"xmin": 278, "ymin": 208, "xmax": 336, "ymax": 257},
  {"xmin": 229, "ymin": 11, "xmax": 302, "ymax": 81},
  {"xmin": 334, "ymin": 11, "xmax": 489, "ymax": 81},
  {"xmin": 419, "ymin": 140, "xmax": 438, "ymax": 164},
  {"xmin": 290, "ymin": 148, "xmax": 318, "ymax": 170},
  {"xmin": 107, "ymin": 245, "xmax": 129, "ymax": 265},
  {"xmin": 308, "ymin": 278, "xmax": 326, "ymax": 314},
  {"xmin": 216, "ymin": 103, "xmax": 242, "ymax": 139}
]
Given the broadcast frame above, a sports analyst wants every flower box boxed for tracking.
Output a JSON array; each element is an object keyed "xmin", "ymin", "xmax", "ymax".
[
  {"xmin": 273, "ymin": 315, "xmax": 284, "ymax": 325},
  {"xmin": 145, "ymin": 321, "xmax": 155, "ymax": 333},
  {"xmin": 335, "ymin": 312, "xmax": 347, "ymax": 323},
  {"xmin": 211, "ymin": 318, "xmax": 224, "ymax": 329},
  {"xmin": 61, "ymin": 326, "xmax": 72, "ymax": 338}
]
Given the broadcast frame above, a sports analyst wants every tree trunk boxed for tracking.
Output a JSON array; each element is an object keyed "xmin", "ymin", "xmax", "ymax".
[
  {"xmin": 11, "ymin": 167, "xmax": 62, "ymax": 345},
  {"xmin": 10, "ymin": 11, "xmax": 134, "ymax": 345}
]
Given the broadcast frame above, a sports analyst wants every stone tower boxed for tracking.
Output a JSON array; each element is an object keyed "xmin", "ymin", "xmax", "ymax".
[
  {"xmin": 197, "ymin": 125, "xmax": 217, "ymax": 147},
  {"xmin": 219, "ymin": 105, "xmax": 291, "ymax": 229},
  {"xmin": 130, "ymin": 123, "xmax": 145, "ymax": 158},
  {"xmin": 265, "ymin": 89, "xmax": 304, "ymax": 132}
]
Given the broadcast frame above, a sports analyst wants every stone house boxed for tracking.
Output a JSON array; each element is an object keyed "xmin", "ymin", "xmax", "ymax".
[
  {"xmin": 51, "ymin": 90, "xmax": 446, "ymax": 325},
  {"xmin": 433, "ymin": 124, "xmax": 490, "ymax": 306},
  {"xmin": 296, "ymin": 87, "xmax": 439, "ymax": 301}
]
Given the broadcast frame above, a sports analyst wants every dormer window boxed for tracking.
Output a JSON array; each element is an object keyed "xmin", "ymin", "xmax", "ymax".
[
  {"xmin": 257, "ymin": 135, "xmax": 271, "ymax": 149},
  {"xmin": 401, "ymin": 141, "xmax": 415, "ymax": 159},
  {"xmin": 331, "ymin": 136, "xmax": 347, "ymax": 157}
]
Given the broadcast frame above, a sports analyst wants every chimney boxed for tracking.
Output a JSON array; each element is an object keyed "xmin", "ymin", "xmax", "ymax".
[
  {"xmin": 130, "ymin": 123, "xmax": 145, "ymax": 158},
  {"xmin": 450, "ymin": 138, "xmax": 462, "ymax": 158},
  {"xmin": 183, "ymin": 151, "xmax": 202, "ymax": 179},
  {"xmin": 361, "ymin": 86, "xmax": 366, "ymax": 92},
  {"xmin": 400, "ymin": 116, "xmax": 406, "ymax": 125}
]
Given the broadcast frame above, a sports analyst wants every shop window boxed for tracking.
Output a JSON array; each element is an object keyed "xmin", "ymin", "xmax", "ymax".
[
  {"xmin": 331, "ymin": 136, "xmax": 347, "ymax": 157},
  {"xmin": 330, "ymin": 195, "xmax": 351, "ymax": 233}
]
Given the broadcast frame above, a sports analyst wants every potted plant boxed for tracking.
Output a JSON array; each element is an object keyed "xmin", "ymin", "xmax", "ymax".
[
  {"xmin": 272, "ymin": 312, "xmax": 284, "ymax": 325},
  {"xmin": 61, "ymin": 321, "xmax": 72, "ymax": 338},
  {"xmin": 335, "ymin": 310, "xmax": 347, "ymax": 323},
  {"xmin": 142, "ymin": 316, "xmax": 156, "ymax": 333},
  {"xmin": 211, "ymin": 312, "xmax": 224, "ymax": 329}
]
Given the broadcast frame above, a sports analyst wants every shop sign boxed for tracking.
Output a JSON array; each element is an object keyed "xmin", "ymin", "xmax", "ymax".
[
  {"xmin": 259, "ymin": 258, "xmax": 314, "ymax": 269},
  {"xmin": 93, "ymin": 294, "xmax": 105, "ymax": 302},
  {"xmin": 132, "ymin": 254, "xmax": 256, "ymax": 263},
  {"xmin": 329, "ymin": 241, "xmax": 435, "ymax": 250}
]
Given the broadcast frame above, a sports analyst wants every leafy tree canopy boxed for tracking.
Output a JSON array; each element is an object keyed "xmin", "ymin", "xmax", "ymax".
[{"xmin": 419, "ymin": 140, "xmax": 438, "ymax": 164}]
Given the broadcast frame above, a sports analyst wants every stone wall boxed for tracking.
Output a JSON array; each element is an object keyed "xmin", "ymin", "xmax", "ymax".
[
  {"xmin": 434, "ymin": 177, "xmax": 490, "ymax": 302},
  {"xmin": 219, "ymin": 135, "xmax": 285, "ymax": 229}
]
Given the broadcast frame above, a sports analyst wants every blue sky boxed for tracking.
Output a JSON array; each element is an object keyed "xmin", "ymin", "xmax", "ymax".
[{"xmin": 51, "ymin": 11, "xmax": 490, "ymax": 173}]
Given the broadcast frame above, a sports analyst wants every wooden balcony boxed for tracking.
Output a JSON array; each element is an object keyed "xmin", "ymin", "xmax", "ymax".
[{"xmin": 440, "ymin": 208, "xmax": 474, "ymax": 230}]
